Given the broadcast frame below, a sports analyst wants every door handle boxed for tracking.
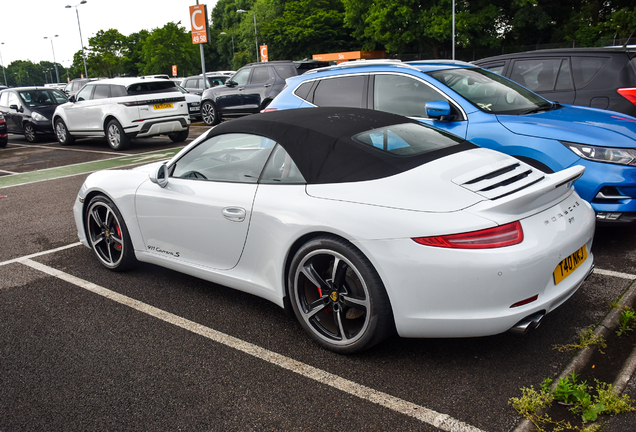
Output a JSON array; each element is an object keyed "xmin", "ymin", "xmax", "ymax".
[{"xmin": 222, "ymin": 207, "xmax": 246, "ymax": 222}]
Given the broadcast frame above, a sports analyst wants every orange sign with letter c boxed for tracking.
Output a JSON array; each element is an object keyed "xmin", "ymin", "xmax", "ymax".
[{"xmin": 189, "ymin": 4, "xmax": 208, "ymax": 44}]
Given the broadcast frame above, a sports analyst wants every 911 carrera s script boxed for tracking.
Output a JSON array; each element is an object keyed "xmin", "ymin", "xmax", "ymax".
[{"xmin": 147, "ymin": 245, "xmax": 180, "ymax": 258}]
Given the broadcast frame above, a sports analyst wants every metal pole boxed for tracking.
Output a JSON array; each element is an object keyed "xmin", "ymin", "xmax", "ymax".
[
  {"xmin": 452, "ymin": 0, "xmax": 455, "ymax": 60},
  {"xmin": 253, "ymin": 13, "xmax": 259, "ymax": 62},
  {"xmin": 45, "ymin": 36, "xmax": 61, "ymax": 83},
  {"xmin": 196, "ymin": 0, "xmax": 207, "ymax": 89},
  {"xmin": 75, "ymin": 7, "xmax": 89, "ymax": 78}
]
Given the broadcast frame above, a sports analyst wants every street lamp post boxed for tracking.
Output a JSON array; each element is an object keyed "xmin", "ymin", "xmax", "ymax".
[
  {"xmin": 0, "ymin": 42, "xmax": 7, "ymax": 87},
  {"xmin": 44, "ymin": 35, "xmax": 60, "ymax": 83},
  {"xmin": 66, "ymin": 1, "xmax": 89, "ymax": 78},
  {"xmin": 236, "ymin": 9, "xmax": 258, "ymax": 62},
  {"xmin": 220, "ymin": 32, "xmax": 235, "ymax": 61}
]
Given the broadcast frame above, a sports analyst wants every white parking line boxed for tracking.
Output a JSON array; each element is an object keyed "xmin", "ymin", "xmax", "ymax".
[
  {"xmin": 13, "ymin": 251, "xmax": 483, "ymax": 432},
  {"xmin": 9, "ymin": 143, "xmax": 129, "ymax": 156},
  {"xmin": 6, "ymin": 244, "xmax": 636, "ymax": 432}
]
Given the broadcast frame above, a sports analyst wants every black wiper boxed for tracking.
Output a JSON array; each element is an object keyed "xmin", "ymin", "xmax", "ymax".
[{"xmin": 520, "ymin": 102, "xmax": 557, "ymax": 115}]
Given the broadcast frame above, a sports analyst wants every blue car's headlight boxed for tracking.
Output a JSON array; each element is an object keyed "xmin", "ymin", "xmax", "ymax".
[
  {"xmin": 31, "ymin": 111, "xmax": 49, "ymax": 122},
  {"xmin": 562, "ymin": 141, "xmax": 636, "ymax": 166}
]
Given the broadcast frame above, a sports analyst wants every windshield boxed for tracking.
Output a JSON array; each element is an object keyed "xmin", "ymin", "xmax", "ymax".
[
  {"xmin": 427, "ymin": 68, "xmax": 554, "ymax": 115},
  {"xmin": 18, "ymin": 89, "xmax": 68, "ymax": 106}
]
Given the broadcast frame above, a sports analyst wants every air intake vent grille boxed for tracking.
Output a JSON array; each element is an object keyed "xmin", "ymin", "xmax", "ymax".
[{"xmin": 453, "ymin": 160, "xmax": 545, "ymax": 200}]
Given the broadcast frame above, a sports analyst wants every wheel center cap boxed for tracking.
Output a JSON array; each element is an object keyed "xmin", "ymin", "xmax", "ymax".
[{"xmin": 330, "ymin": 291, "xmax": 338, "ymax": 302}]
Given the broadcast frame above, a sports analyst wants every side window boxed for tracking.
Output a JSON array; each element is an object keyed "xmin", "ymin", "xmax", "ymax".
[
  {"xmin": 273, "ymin": 65, "xmax": 297, "ymax": 80},
  {"xmin": 571, "ymin": 56, "xmax": 610, "ymax": 88},
  {"xmin": 232, "ymin": 68, "xmax": 251, "ymax": 86},
  {"xmin": 183, "ymin": 79, "xmax": 193, "ymax": 88},
  {"xmin": 510, "ymin": 59, "xmax": 562, "ymax": 92},
  {"xmin": 0, "ymin": 92, "xmax": 9, "ymax": 107},
  {"xmin": 312, "ymin": 76, "xmax": 366, "ymax": 108},
  {"xmin": 555, "ymin": 59, "xmax": 573, "ymax": 91},
  {"xmin": 92, "ymin": 85, "xmax": 110, "ymax": 99},
  {"xmin": 8, "ymin": 92, "xmax": 20, "ymax": 108},
  {"xmin": 374, "ymin": 74, "xmax": 445, "ymax": 118},
  {"xmin": 294, "ymin": 82, "xmax": 314, "ymax": 102},
  {"xmin": 110, "ymin": 85, "xmax": 127, "ymax": 97},
  {"xmin": 196, "ymin": 78, "xmax": 204, "ymax": 89},
  {"xmin": 479, "ymin": 62, "xmax": 506, "ymax": 75},
  {"xmin": 170, "ymin": 133, "xmax": 276, "ymax": 183},
  {"xmin": 250, "ymin": 67, "xmax": 271, "ymax": 84},
  {"xmin": 75, "ymin": 85, "xmax": 94, "ymax": 101},
  {"xmin": 260, "ymin": 144, "xmax": 305, "ymax": 184}
]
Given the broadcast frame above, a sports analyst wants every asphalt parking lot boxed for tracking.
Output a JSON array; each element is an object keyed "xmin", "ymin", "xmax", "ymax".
[{"xmin": 2, "ymin": 127, "xmax": 636, "ymax": 431}]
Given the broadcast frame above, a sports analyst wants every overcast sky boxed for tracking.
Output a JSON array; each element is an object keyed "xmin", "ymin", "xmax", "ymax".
[{"xmin": 1, "ymin": 0, "xmax": 218, "ymax": 71}]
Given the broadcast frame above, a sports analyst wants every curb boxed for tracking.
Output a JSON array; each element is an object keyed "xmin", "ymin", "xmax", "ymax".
[{"xmin": 512, "ymin": 277, "xmax": 636, "ymax": 432}]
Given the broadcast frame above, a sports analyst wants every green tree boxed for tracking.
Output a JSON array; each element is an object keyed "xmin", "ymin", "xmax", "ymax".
[
  {"xmin": 261, "ymin": 0, "xmax": 355, "ymax": 60},
  {"xmin": 85, "ymin": 29, "xmax": 128, "ymax": 77},
  {"xmin": 140, "ymin": 22, "xmax": 200, "ymax": 76}
]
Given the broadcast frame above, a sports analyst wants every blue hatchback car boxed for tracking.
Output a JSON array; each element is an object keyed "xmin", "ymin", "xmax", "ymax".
[{"xmin": 266, "ymin": 60, "xmax": 636, "ymax": 223}]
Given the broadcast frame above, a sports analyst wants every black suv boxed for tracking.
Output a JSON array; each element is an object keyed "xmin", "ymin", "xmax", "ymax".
[
  {"xmin": 199, "ymin": 61, "xmax": 299, "ymax": 125},
  {"xmin": 473, "ymin": 47, "xmax": 636, "ymax": 117}
]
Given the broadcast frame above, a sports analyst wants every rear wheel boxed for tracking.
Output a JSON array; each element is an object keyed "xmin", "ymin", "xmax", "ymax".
[
  {"xmin": 85, "ymin": 195, "xmax": 137, "ymax": 271},
  {"xmin": 24, "ymin": 123, "xmax": 38, "ymax": 143},
  {"xmin": 55, "ymin": 119, "xmax": 75, "ymax": 145},
  {"xmin": 201, "ymin": 101, "xmax": 220, "ymax": 126},
  {"xmin": 168, "ymin": 128, "xmax": 189, "ymax": 143},
  {"xmin": 288, "ymin": 236, "xmax": 394, "ymax": 353},
  {"xmin": 106, "ymin": 119, "xmax": 131, "ymax": 150}
]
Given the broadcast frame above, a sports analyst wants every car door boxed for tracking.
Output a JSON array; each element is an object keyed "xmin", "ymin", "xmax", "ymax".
[
  {"xmin": 216, "ymin": 67, "xmax": 250, "ymax": 113},
  {"xmin": 63, "ymin": 84, "xmax": 96, "ymax": 132},
  {"xmin": 2, "ymin": 91, "xmax": 22, "ymax": 133},
  {"xmin": 241, "ymin": 66, "xmax": 273, "ymax": 112},
  {"xmin": 134, "ymin": 132, "xmax": 276, "ymax": 270}
]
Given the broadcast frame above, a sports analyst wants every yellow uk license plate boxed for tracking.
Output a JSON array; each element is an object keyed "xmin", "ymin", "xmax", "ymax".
[
  {"xmin": 553, "ymin": 245, "xmax": 587, "ymax": 285},
  {"xmin": 153, "ymin": 103, "xmax": 173, "ymax": 110}
]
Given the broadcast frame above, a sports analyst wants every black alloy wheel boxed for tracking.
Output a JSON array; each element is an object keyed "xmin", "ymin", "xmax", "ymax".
[
  {"xmin": 85, "ymin": 195, "xmax": 137, "ymax": 271},
  {"xmin": 289, "ymin": 235, "xmax": 394, "ymax": 353},
  {"xmin": 201, "ymin": 101, "xmax": 220, "ymax": 126}
]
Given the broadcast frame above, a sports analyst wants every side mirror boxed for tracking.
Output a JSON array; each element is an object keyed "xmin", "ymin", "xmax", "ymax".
[
  {"xmin": 425, "ymin": 100, "xmax": 452, "ymax": 120},
  {"xmin": 226, "ymin": 80, "xmax": 237, "ymax": 87},
  {"xmin": 149, "ymin": 163, "xmax": 169, "ymax": 188},
  {"xmin": 10, "ymin": 104, "xmax": 22, "ymax": 113},
  {"xmin": 69, "ymin": 95, "xmax": 76, "ymax": 103}
]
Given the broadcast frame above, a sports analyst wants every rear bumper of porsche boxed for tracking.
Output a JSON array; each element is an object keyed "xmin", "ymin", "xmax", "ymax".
[{"xmin": 358, "ymin": 192, "xmax": 596, "ymax": 338}]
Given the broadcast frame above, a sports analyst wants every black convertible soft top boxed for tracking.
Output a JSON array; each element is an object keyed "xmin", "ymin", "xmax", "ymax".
[{"xmin": 208, "ymin": 107, "xmax": 474, "ymax": 184}]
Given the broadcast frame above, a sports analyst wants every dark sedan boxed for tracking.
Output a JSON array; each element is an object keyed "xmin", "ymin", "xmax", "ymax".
[{"xmin": 0, "ymin": 87, "xmax": 69, "ymax": 142}]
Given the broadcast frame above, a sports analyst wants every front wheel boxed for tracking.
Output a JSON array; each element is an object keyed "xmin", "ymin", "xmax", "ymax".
[
  {"xmin": 24, "ymin": 123, "xmax": 38, "ymax": 143},
  {"xmin": 201, "ymin": 101, "xmax": 220, "ymax": 126},
  {"xmin": 55, "ymin": 119, "xmax": 75, "ymax": 145},
  {"xmin": 106, "ymin": 119, "xmax": 131, "ymax": 150},
  {"xmin": 85, "ymin": 195, "xmax": 137, "ymax": 271},
  {"xmin": 288, "ymin": 236, "xmax": 394, "ymax": 353}
]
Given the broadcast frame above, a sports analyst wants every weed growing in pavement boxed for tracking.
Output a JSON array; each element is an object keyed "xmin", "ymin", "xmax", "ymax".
[
  {"xmin": 510, "ymin": 372, "xmax": 634, "ymax": 430},
  {"xmin": 616, "ymin": 307, "xmax": 635, "ymax": 337},
  {"xmin": 552, "ymin": 326, "xmax": 606, "ymax": 354}
]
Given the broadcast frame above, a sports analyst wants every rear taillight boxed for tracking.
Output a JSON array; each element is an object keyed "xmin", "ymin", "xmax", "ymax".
[
  {"xmin": 617, "ymin": 87, "xmax": 636, "ymax": 106},
  {"xmin": 261, "ymin": 108, "xmax": 278, "ymax": 113},
  {"xmin": 412, "ymin": 221, "xmax": 524, "ymax": 249}
]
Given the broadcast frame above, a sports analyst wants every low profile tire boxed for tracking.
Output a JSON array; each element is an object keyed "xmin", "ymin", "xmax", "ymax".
[
  {"xmin": 106, "ymin": 119, "xmax": 131, "ymax": 150},
  {"xmin": 55, "ymin": 119, "xmax": 75, "ymax": 146},
  {"xmin": 85, "ymin": 195, "xmax": 137, "ymax": 271},
  {"xmin": 24, "ymin": 123, "xmax": 38, "ymax": 143},
  {"xmin": 289, "ymin": 235, "xmax": 395, "ymax": 354},
  {"xmin": 168, "ymin": 128, "xmax": 189, "ymax": 143},
  {"xmin": 201, "ymin": 101, "xmax": 220, "ymax": 126}
]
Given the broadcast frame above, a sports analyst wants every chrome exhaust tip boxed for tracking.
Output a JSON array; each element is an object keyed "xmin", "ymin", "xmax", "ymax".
[{"xmin": 510, "ymin": 311, "xmax": 545, "ymax": 336}]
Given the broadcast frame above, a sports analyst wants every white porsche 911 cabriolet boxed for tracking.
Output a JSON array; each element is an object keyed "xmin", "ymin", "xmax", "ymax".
[{"xmin": 73, "ymin": 107, "xmax": 595, "ymax": 353}]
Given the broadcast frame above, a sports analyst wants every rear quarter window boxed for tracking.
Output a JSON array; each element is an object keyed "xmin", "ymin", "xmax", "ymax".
[
  {"xmin": 273, "ymin": 65, "xmax": 298, "ymax": 80},
  {"xmin": 571, "ymin": 56, "xmax": 610, "ymax": 88}
]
